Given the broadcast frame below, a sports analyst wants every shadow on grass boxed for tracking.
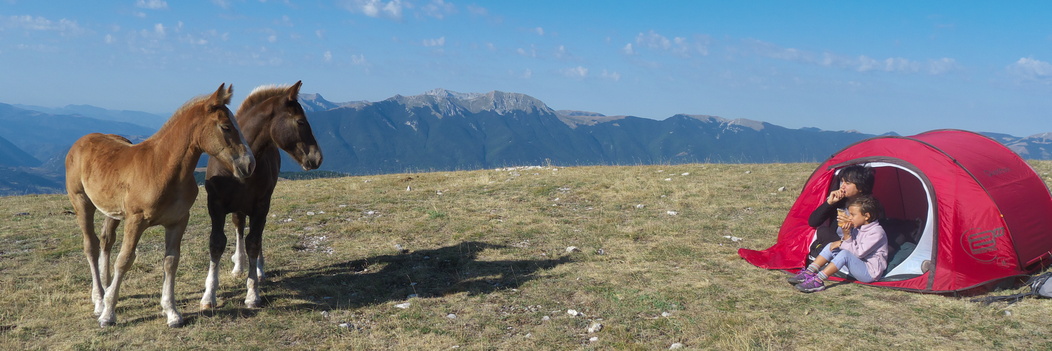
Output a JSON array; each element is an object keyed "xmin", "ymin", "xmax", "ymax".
[{"xmin": 270, "ymin": 241, "xmax": 572, "ymax": 310}]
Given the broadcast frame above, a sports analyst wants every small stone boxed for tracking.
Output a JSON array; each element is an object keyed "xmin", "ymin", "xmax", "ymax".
[
  {"xmin": 745, "ymin": 170, "xmax": 752, "ymax": 174},
  {"xmin": 670, "ymin": 342, "xmax": 685, "ymax": 349},
  {"xmin": 542, "ymin": 316, "xmax": 550, "ymax": 321},
  {"xmin": 307, "ymin": 211, "xmax": 316, "ymax": 216},
  {"xmin": 1004, "ymin": 310, "xmax": 1012, "ymax": 316},
  {"xmin": 666, "ymin": 210, "xmax": 678, "ymax": 216},
  {"xmin": 395, "ymin": 302, "xmax": 411, "ymax": 309},
  {"xmin": 664, "ymin": 178, "xmax": 672, "ymax": 181},
  {"xmin": 661, "ymin": 311, "xmax": 672, "ymax": 317},
  {"xmin": 567, "ymin": 309, "xmax": 581, "ymax": 317},
  {"xmin": 406, "ymin": 185, "xmax": 412, "ymax": 191},
  {"xmin": 778, "ymin": 186, "xmax": 787, "ymax": 192},
  {"xmin": 565, "ymin": 246, "xmax": 580, "ymax": 253},
  {"xmin": 446, "ymin": 313, "xmax": 457, "ymax": 319},
  {"xmin": 320, "ymin": 311, "xmax": 330, "ymax": 318},
  {"xmin": 587, "ymin": 322, "xmax": 603, "ymax": 333},
  {"xmin": 595, "ymin": 248, "xmax": 605, "ymax": 255},
  {"xmin": 635, "ymin": 204, "xmax": 645, "ymax": 209},
  {"xmin": 589, "ymin": 337, "xmax": 599, "ymax": 342},
  {"xmin": 681, "ymin": 172, "xmax": 690, "ymax": 176},
  {"xmin": 338, "ymin": 322, "xmax": 352, "ymax": 328}
]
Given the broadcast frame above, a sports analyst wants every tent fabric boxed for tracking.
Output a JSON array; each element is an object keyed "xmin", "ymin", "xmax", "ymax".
[{"xmin": 739, "ymin": 130, "xmax": 1052, "ymax": 293}]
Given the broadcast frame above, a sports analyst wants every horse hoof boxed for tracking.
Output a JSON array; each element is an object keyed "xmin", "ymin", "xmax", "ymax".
[
  {"xmin": 98, "ymin": 318, "xmax": 115, "ymax": 328},
  {"xmin": 201, "ymin": 302, "xmax": 215, "ymax": 310},
  {"xmin": 167, "ymin": 319, "xmax": 184, "ymax": 328}
]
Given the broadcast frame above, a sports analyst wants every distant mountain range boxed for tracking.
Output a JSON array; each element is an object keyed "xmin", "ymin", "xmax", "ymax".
[{"xmin": 1, "ymin": 89, "xmax": 1051, "ymax": 195}]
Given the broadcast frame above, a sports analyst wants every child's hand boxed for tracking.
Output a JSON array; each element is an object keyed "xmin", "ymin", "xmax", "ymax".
[{"xmin": 836, "ymin": 209, "xmax": 851, "ymax": 231}]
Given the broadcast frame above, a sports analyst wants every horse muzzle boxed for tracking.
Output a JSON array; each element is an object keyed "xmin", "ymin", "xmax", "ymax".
[
  {"xmin": 299, "ymin": 147, "xmax": 323, "ymax": 171},
  {"xmin": 232, "ymin": 152, "xmax": 257, "ymax": 180}
]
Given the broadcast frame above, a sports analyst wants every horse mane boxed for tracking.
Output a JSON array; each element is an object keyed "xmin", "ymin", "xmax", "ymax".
[
  {"xmin": 238, "ymin": 84, "xmax": 292, "ymax": 115},
  {"xmin": 156, "ymin": 94, "xmax": 213, "ymax": 133}
]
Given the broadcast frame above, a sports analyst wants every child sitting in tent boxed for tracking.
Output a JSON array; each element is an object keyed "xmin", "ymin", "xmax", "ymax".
[{"xmin": 789, "ymin": 194, "xmax": 889, "ymax": 293}]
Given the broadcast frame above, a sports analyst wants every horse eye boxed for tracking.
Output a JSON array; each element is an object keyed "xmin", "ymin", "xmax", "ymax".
[{"xmin": 220, "ymin": 125, "xmax": 232, "ymax": 131}]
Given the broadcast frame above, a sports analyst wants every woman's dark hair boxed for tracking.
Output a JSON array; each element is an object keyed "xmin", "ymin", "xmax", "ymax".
[
  {"xmin": 848, "ymin": 194, "xmax": 883, "ymax": 220},
  {"xmin": 838, "ymin": 165, "xmax": 875, "ymax": 194}
]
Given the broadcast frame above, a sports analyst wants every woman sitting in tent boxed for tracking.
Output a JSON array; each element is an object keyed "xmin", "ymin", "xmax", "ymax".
[{"xmin": 802, "ymin": 164, "xmax": 875, "ymax": 266}]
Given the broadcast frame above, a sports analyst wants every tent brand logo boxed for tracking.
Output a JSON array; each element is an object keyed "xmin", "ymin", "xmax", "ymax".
[
  {"xmin": 983, "ymin": 167, "xmax": 1011, "ymax": 177},
  {"xmin": 963, "ymin": 227, "xmax": 1007, "ymax": 264}
]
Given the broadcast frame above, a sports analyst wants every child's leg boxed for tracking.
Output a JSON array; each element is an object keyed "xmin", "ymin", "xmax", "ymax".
[
  {"xmin": 829, "ymin": 250, "xmax": 876, "ymax": 282},
  {"xmin": 809, "ymin": 243, "xmax": 838, "ymax": 271}
]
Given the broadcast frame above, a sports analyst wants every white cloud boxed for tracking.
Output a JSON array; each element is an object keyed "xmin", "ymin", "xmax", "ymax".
[
  {"xmin": 516, "ymin": 46, "xmax": 536, "ymax": 58},
  {"xmin": 154, "ymin": 23, "xmax": 166, "ymax": 37},
  {"xmin": 601, "ymin": 69, "xmax": 621, "ymax": 81},
  {"xmin": 212, "ymin": 0, "xmax": 232, "ymax": 9},
  {"xmin": 747, "ymin": 39, "xmax": 958, "ymax": 75},
  {"xmin": 323, "ymin": 50, "xmax": 333, "ymax": 62},
  {"xmin": 554, "ymin": 45, "xmax": 569, "ymax": 59},
  {"xmin": 421, "ymin": 0, "xmax": 456, "ymax": 19},
  {"xmin": 535, "ymin": 27, "xmax": 544, "ymax": 36},
  {"xmin": 136, "ymin": 0, "xmax": 169, "ymax": 10},
  {"xmin": 1008, "ymin": 57, "xmax": 1052, "ymax": 82},
  {"xmin": 422, "ymin": 36, "xmax": 445, "ymax": 47},
  {"xmin": 268, "ymin": 34, "xmax": 277, "ymax": 43},
  {"xmin": 104, "ymin": 34, "xmax": 115, "ymax": 44},
  {"xmin": 631, "ymin": 30, "xmax": 708, "ymax": 57},
  {"xmin": 467, "ymin": 5, "xmax": 488, "ymax": 17},
  {"xmin": 562, "ymin": 66, "xmax": 588, "ymax": 78},
  {"xmin": 2, "ymin": 15, "xmax": 85, "ymax": 36},
  {"xmin": 343, "ymin": 0, "xmax": 405, "ymax": 20},
  {"xmin": 350, "ymin": 54, "xmax": 367, "ymax": 65}
]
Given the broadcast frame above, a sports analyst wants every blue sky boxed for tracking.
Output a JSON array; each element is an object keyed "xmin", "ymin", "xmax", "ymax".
[{"xmin": 2, "ymin": 1, "xmax": 1052, "ymax": 136}]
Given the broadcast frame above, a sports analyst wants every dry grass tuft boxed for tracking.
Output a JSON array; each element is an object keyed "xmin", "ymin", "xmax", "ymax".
[{"xmin": 2, "ymin": 162, "xmax": 1052, "ymax": 350}]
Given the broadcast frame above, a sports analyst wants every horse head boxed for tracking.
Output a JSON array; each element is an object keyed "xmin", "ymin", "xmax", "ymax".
[
  {"xmin": 271, "ymin": 81, "xmax": 323, "ymax": 171},
  {"xmin": 201, "ymin": 83, "xmax": 256, "ymax": 179}
]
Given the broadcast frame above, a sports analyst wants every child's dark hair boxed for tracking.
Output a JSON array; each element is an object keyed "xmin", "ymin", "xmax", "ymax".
[
  {"xmin": 848, "ymin": 194, "xmax": 883, "ymax": 220},
  {"xmin": 838, "ymin": 165, "xmax": 875, "ymax": 194}
]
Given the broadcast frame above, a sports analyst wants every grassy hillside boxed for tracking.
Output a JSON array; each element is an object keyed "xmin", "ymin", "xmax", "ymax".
[{"xmin": 2, "ymin": 162, "xmax": 1052, "ymax": 350}]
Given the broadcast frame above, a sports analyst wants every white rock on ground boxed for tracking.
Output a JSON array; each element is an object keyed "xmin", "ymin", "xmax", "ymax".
[{"xmin": 587, "ymin": 322, "xmax": 603, "ymax": 333}]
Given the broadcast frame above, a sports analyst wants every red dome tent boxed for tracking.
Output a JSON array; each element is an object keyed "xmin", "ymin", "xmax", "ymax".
[{"xmin": 739, "ymin": 130, "xmax": 1052, "ymax": 293}]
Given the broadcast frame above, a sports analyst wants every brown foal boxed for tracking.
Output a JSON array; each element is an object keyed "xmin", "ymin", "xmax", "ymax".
[{"xmin": 65, "ymin": 84, "xmax": 255, "ymax": 327}]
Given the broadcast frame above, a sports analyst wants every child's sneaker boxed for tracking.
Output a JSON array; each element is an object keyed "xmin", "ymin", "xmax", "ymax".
[
  {"xmin": 795, "ymin": 275, "xmax": 826, "ymax": 293},
  {"xmin": 787, "ymin": 269, "xmax": 815, "ymax": 285}
]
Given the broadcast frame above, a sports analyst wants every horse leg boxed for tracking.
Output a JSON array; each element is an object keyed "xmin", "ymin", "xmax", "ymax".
[
  {"xmin": 71, "ymin": 195, "xmax": 105, "ymax": 316},
  {"xmin": 230, "ymin": 212, "xmax": 247, "ymax": 276},
  {"xmin": 98, "ymin": 217, "xmax": 120, "ymax": 288},
  {"xmin": 161, "ymin": 219, "xmax": 188, "ymax": 327},
  {"xmin": 201, "ymin": 209, "xmax": 228, "ymax": 310},
  {"xmin": 99, "ymin": 217, "xmax": 148, "ymax": 327},
  {"xmin": 244, "ymin": 213, "xmax": 268, "ymax": 308}
]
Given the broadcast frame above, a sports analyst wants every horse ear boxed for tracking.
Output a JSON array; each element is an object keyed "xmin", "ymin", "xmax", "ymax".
[
  {"xmin": 212, "ymin": 83, "xmax": 233, "ymax": 107},
  {"xmin": 286, "ymin": 80, "xmax": 303, "ymax": 102},
  {"xmin": 224, "ymin": 84, "xmax": 234, "ymax": 105}
]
